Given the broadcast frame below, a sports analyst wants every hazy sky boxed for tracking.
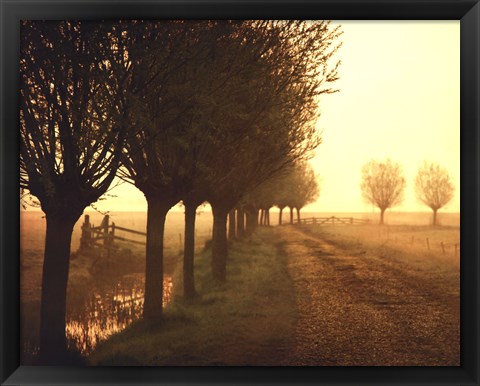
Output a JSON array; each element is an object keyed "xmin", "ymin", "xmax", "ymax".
[
  {"xmin": 94, "ymin": 21, "xmax": 460, "ymax": 214},
  {"xmin": 307, "ymin": 20, "xmax": 460, "ymax": 213}
]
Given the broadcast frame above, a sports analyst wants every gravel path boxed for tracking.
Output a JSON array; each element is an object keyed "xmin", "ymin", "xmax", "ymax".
[{"xmin": 277, "ymin": 226, "xmax": 459, "ymax": 366}]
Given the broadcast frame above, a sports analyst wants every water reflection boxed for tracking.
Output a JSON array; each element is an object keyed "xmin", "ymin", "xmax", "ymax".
[{"xmin": 65, "ymin": 274, "xmax": 172, "ymax": 355}]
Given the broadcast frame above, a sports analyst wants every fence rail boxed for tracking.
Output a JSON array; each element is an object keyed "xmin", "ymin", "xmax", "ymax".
[
  {"xmin": 80, "ymin": 214, "xmax": 146, "ymax": 250},
  {"xmin": 294, "ymin": 216, "xmax": 371, "ymax": 226}
]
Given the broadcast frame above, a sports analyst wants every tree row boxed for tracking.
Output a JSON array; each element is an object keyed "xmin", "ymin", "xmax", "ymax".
[{"xmin": 20, "ymin": 20, "xmax": 340, "ymax": 363}]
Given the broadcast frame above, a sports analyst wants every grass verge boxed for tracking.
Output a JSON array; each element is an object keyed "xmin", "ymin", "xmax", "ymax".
[{"xmin": 88, "ymin": 227, "xmax": 297, "ymax": 366}]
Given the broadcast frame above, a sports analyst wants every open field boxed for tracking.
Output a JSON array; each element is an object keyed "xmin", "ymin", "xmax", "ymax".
[{"xmin": 300, "ymin": 223, "xmax": 460, "ymax": 266}]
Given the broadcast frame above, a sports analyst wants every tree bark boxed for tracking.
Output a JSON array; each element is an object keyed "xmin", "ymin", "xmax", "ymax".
[
  {"xmin": 296, "ymin": 207, "xmax": 301, "ymax": 223},
  {"xmin": 143, "ymin": 197, "xmax": 170, "ymax": 320},
  {"xmin": 266, "ymin": 208, "xmax": 270, "ymax": 226},
  {"xmin": 183, "ymin": 201, "xmax": 198, "ymax": 300},
  {"xmin": 289, "ymin": 206, "xmax": 294, "ymax": 224},
  {"xmin": 259, "ymin": 209, "xmax": 264, "ymax": 226},
  {"xmin": 211, "ymin": 204, "xmax": 229, "ymax": 282},
  {"xmin": 236, "ymin": 207, "xmax": 245, "ymax": 238},
  {"xmin": 432, "ymin": 208, "xmax": 438, "ymax": 226},
  {"xmin": 39, "ymin": 213, "xmax": 76, "ymax": 364},
  {"xmin": 279, "ymin": 207, "xmax": 283, "ymax": 225},
  {"xmin": 228, "ymin": 209, "xmax": 236, "ymax": 240}
]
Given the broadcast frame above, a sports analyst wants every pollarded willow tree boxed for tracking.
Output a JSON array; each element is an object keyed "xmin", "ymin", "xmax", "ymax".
[
  {"xmin": 20, "ymin": 21, "xmax": 130, "ymax": 363},
  {"xmin": 415, "ymin": 161, "xmax": 455, "ymax": 226},
  {"xmin": 246, "ymin": 162, "xmax": 319, "ymax": 227},
  {"xmin": 360, "ymin": 159, "xmax": 406, "ymax": 225},
  {"xmin": 288, "ymin": 163, "xmax": 320, "ymax": 223}
]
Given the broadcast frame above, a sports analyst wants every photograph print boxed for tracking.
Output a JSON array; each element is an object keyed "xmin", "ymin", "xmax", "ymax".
[{"xmin": 19, "ymin": 19, "xmax": 459, "ymax": 366}]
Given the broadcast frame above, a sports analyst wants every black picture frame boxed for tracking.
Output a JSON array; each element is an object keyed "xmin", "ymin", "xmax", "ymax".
[{"xmin": 1, "ymin": 0, "xmax": 478, "ymax": 385}]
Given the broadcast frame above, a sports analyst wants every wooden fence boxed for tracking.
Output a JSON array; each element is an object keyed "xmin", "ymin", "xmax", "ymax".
[
  {"xmin": 294, "ymin": 216, "xmax": 371, "ymax": 226},
  {"xmin": 392, "ymin": 235, "xmax": 460, "ymax": 257},
  {"xmin": 79, "ymin": 214, "xmax": 146, "ymax": 250}
]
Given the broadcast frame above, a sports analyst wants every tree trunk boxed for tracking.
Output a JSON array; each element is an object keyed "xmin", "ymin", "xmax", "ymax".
[
  {"xmin": 211, "ymin": 204, "xmax": 229, "ymax": 282},
  {"xmin": 279, "ymin": 207, "xmax": 283, "ymax": 225},
  {"xmin": 245, "ymin": 209, "xmax": 253, "ymax": 235},
  {"xmin": 183, "ymin": 201, "xmax": 198, "ymax": 300},
  {"xmin": 266, "ymin": 208, "xmax": 270, "ymax": 226},
  {"xmin": 143, "ymin": 198, "xmax": 170, "ymax": 320},
  {"xmin": 236, "ymin": 207, "xmax": 245, "ymax": 238},
  {"xmin": 380, "ymin": 208, "xmax": 386, "ymax": 225},
  {"xmin": 228, "ymin": 209, "xmax": 236, "ymax": 240},
  {"xmin": 432, "ymin": 208, "xmax": 438, "ymax": 226},
  {"xmin": 245, "ymin": 206, "xmax": 257, "ymax": 235},
  {"xmin": 296, "ymin": 207, "xmax": 301, "ymax": 224},
  {"xmin": 39, "ymin": 214, "xmax": 76, "ymax": 364},
  {"xmin": 289, "ymin": 206, "xmax": 294, "ymax": 224},
  {"xmin": 259, "ymin": 209, "xmax": 264, "ymax": 226}
]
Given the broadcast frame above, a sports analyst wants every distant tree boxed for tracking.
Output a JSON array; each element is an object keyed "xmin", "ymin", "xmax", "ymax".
[
  {"xmin": 236, "ymin": 206, "xmax": 246, "ymax": 237},
  {"xmin": 415, "ymin": 161, "xmax": 455, "ymax": 226},
  {"xmin": 228, "ymin": 209, "xmax": 236, "ymax": 239},
  {"xmin": 289, "ymin": 164, "xmax": 320, "ymax": 223},
  {"xmin": 360, "ymin": 159, "xmax": 406, "ymax": 225},
  {"xmin": 273, "ymin": 170, "xmax": 297, "ymax": 225},
  {"xmin": 20, "ymin": 21, "xmax": 129, "ymax": 363}
]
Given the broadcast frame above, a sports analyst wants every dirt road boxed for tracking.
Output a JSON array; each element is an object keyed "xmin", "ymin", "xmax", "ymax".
[{"xmin": 276, "ymin": 226, "xmax": 459, "ymax": 366}]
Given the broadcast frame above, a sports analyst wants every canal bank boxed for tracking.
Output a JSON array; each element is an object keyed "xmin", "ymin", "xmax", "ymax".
[
  {"xmin": 20, "ymin": 242, "xmax": 179, "ymax": 364},
  {"xmin": 89, "ymin": 228, "xmax": 297, "ymax": 366}
]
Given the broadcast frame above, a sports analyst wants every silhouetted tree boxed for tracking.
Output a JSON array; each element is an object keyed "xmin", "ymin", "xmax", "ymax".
[
  {"xmin": 415, "ymin": 161, "xmax": 455, "ymax": 226},
  {"xmin": 236, "ymin": 207, "xmax": 246, "ymax": 237},
  {"xmin": 360, "ymin": 159, "xmax": 406, "ymax": 225},
  {"xmin": 289, "ymin": 164, "xmax": 320, "ymax": 222},
  {"xmin": 20, "ymin": 21, "xmax": 130, "ymax": 363},
  {"xmin": 228, "ymin": 210, "xmax": 236, "ymax": 239}
]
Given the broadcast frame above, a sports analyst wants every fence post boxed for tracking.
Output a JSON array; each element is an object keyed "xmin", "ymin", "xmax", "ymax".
[
  {"xmin": 102, "ymin": 215, "xmax": 110, "ymax": 247},
  {"xmin": 411, "ymin": 236, "xmax": 414, "ymax": 245},
  {"xmin": 441, "ymin": 242, "xmax": 445, "ymax": 254},
  {"xmin": 426, "ymin": 237, "xmax": 430, "ymax": 250},
  {"xmin": 80, "ymin": 214, "xmax": 91, "ymax": 250},
  {"xmin": 110, "ymin": 222, "xmax": 116, "ymax": 247}
]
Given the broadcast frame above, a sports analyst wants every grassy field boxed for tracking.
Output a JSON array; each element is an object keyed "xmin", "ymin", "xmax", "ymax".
[
  {"xmin": 299, "ymin": 224, "xmax": 460, "ymax": 268},
  {"xmin": 297, "ymin": 223, "xmax": 460, "ymax": 311},
  {"xmin": 89, "ymin": 228, "xmax": 297, "ymax": 366}
]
